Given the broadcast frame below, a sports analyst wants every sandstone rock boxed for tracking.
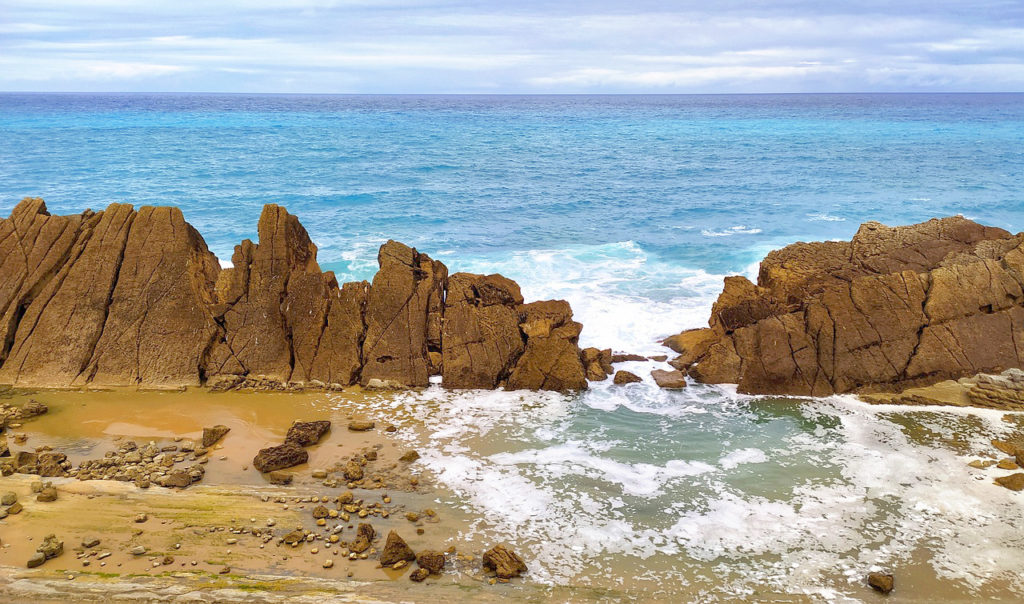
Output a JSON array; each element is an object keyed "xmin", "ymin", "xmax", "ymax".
[
  {"xmin": 38, "ymin": 534, "xmax": 63, "ymax": 559},
  {"xmin": 343, "ymin": 460, "xmax": 364, "ymax": 481},
  {"xmin": 37, "ymin": 452, "xmax": 67, "ymax": 477},
  {"xmin": 253, "ymin": 443, "xmax": 308, "ymax": 473},
  {"xmin": 361, "ymin": 241, "xmax": 447, "ymax": 388},
  {"xmin": 582, "ymin": 347, "xmax": 613, "ymax": 381},
  {"xmin": 285, "ymin": 420, "xmax": 330, "ymax": 446},
  {"xmin": 651, "ymin": 369, "xmax": 687, "ymax": 389},
  {"xmin": 867, "ymin": 571, "xmax": 894, "ymax": 594},
  {"xmin": 350, "ymin": 523, "xmax": 375, "ymax": 553},
  {"xmin": 410, "ymin": 568, "xmax": 429, "ymax": 582},
  {"xmin": 613, "ymin": 370, "xmax": 641, "ymax": 385},
  {"xmin": 37, "ymin": 486, "xmax": 57, "ymax": 502},
  {"xmin": 14, "ymin": 450, "xmax": 37, "ymax": 472},
  {"xmin": 0, "ymin": 435, "xmax": 7, "ymax": 458},
  {"xmin": 611, "ymin": 353, "xmax": 646, "ymax": 363},
  {"xmin": 417, "ymin": 550, "xmax": 445, "ymax": 574},
  {"xmin": 82, "ymin": 537, "xmax": 100, "ymax": 548},
  {"xmin": 347, "ymin": 420, "xmax": 375, "ymax": 432},
  {"xmin": 482, "ymin": 544, "xmax": 527, "ymax": 579},
  {"xmin": 995, "ymin": 473, "xmax": 1024, "ymax": 491},
  {"xmin": 201, "ymin": 425, "xmax": 230, "ymax": 448},
  {"xmin": 507, "ymin": 301, "xmax": 587, "ymax": 392},
  {"xmin": 27, "ymin": 552, "xmax": 45, "ymax": 568},
  {"xmin": 0, "ymin": 491, "xmax": 15, "ymax": 505},
  {"xmin": 379, "ymin": 531, "xmax": 416, "ymax": 566},
  {"xmin": 160, "ymin": 471, "xmax": 193, "ymax": 488},
  {"xmin": 267, "ymin": 471, "xmax": 293, "ymax": 485},
  {"xmin": 675, "ymin": 217, "xmax": 1024, "ymax": 396},
  {"xmin": 399, "ymin": 450, "xmax": 420, "ymax": 463},
  {"xmin": 441, "ymin": 273, "xmax": 525, "ymax": 389}
]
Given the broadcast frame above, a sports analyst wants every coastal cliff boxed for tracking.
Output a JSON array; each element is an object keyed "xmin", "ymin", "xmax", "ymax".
[
  {"xmin": 0, "ymin": 198, "xmax": 587, "ymax": 392},
  {"xmin": 666, "ymin": 216, "xmax": 1024, "ymax": 396}
]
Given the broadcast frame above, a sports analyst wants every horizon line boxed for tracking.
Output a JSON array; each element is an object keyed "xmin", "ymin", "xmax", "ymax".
[{"xmin": 2, "ymin": 90, "xmax": 1024, "ymax": 96}]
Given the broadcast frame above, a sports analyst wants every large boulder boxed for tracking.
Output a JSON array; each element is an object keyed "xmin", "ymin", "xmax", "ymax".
[
  {"xmin": 506, "ymin": 301, "xmax": 587, "ymax": 392},
  {"xmin": 670, "ymin": 217, "xmax": 1024, "ymax": 396},
  {"xmin": 378, "ymin": 530, "xmax": 416, "ymax": 566},
  {"xmin": 285, "ymin": 420, "xmax": 330, "ymax": 446},
  {"xmin": 360, "ymin": 241, "xmax": 447, "ymax": 388},
  {"xmin": 441, "ymin": 273, "xmax": 525, "ymax": 389}
]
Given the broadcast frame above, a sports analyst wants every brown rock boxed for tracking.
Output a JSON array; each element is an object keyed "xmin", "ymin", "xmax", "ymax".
[
  {"xmin": 506, "ymin": 300, "xmax": 587, "ymax": 392},
  {"xmin": 36, "ymin": 486, "xmax": 57, "ymax": 502},
  {"xmin": 613, "ymin": 370, "xmax": 641, "ymax": 385},
  {"xmin": 267, "ymin": 471, "xmax": 293, "ymax": 485},
  {"xmin": 253, "ymin": 442, "xmax": 308, "ymax": 473},
  {"xmin": 581, "ymin": 347, "xmax": 613, "ymax": 381},
  {"xmin": 662, "ymin": 327, "xmax": 718, "ymax": 366},
  {"xmin": 14, "ymin": 450, "xmax": 37, "ymax": 472},
  {"xmin": 651, "ymin": 369, "xmax": 687, "ymax": 389},
  {"xmin": 37, "ymin": 452, "xmax": 67, "ymax": 477},
  {"xmin": 160, "ymin": 471, "xmax": 193, "ymax": 488},
  {"xmin": 201, "ymin": 425, "xmax": 230, "ymax": 448},
  {"xmin": 995, "ymin": 473, "xmax": 1024, "ymax": 491},
  {"xmin": 350, "ymin": 523, "xmax": 375, "ymax": 553},
  {"xmin": 867, "ymin": 571, "xmax": 894, "ymax": 594},
  {"xmin": 482, "ymin": 544, "xmax": 527, "ymax": 579},
  {"xmin": 611, "ymin": 353, "xmax": 646, "ymax": 363},
  {"xmin": 361, "ymin": 241, "xmax": 447, "ymax": 388},
  {"xmin": 416, "ymin": 550, "xmax": 445, "ymax": 575},
  {"xmin": 441, "ymin": 273, "xmax": 525, "ymax": 389},
  {"xmin": 379, "ymin": 531, "xmax": 416, "ymax": 566},
  {"xmin": 347, "ymin": 420, "xmax": 375, "ymax": 432},
  {"xmin": 409, "ymin": 568, "xmax": 429, "ymax": 582},
  {"xmin": 343, "ymin": 460, "xmax": 364, "ymax": 481},
  {"xmin": 285, "ymin": 420, "xmax": 330, "ymax": 446},
  {"xmin": 308, "ymin": 280, "xmax": 368, "ymax": 386}
]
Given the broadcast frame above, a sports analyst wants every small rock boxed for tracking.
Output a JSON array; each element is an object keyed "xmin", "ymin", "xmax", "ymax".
[
  {"xmin": 379, "ymin": 531, "xmax": 416, "ymax": 566},
  {"xmin": 27, "ymin": 552, "xmax": 46, "ymax": 568},
  {"xmin": 417, "ymin": 550, "xmax": 445, "ymax": 575},
  {"xmin": 267, "ymin": 471, "xmax": 293, "ymax": 485},
  {"xmin": 253, "ymin": 442, "xmax": 309, "ymax": 473},
  {"xmin": 134, "ymin": 513, "xmax": 148, "ymax": 523},
  {"xmin": 343, "ymin": 460, "xmax": 364, "ymax": 481},
  {"xmin": 410, "ymin": 567, "xmax": 429, "ymax": 582},
  {"xmin": 285, "ymin": 420, "xmax": 331, "ymax": 446},
  {"xmin": 867, "ymin": 571, "xmax": 894, "ymax": 594},
  {"xmin": 37, "ymin": 486, "xmax": 58, "ymax": 502},
  {"xmin": 7, "ymin": 502, "xmax": 23, "ymax": 515},
  {"xmin": 0, "ymin": 491, "xmax": 16, "ymax": 506},
  {"xmin": 201, "ymin": 425, "xmax": 231, "ymax": 448},
  {"xmin": 82, "ymin": 537, "xmax": 100, "ymax": 549},
  {"xmin": 613, "ymin": 370, "xmax": 642, "ymax": 385},
  {"xmin": 968, "ymin": 459, "xmax": 996, "ymax": 469},
  {"xmin": 399, "ymin": 450, "xmax": 420, "ymax": 463},
  {"xmin": 997, "ymin": 459, "xmax": 1019, "ymax": 470},
  {"xmin": 323, "ymin": 558, "xmax": 334, "ymax": 568},
  {"xmin": 311, "ymin": 469, "xmax": 328, "ymax": 479},
  {"xmin": 482, "ymin": 544, "xmax": 527, "ymax": 579},
  {"xmin": 348, "ymin": 420, "xmax": 375, "ymax": 432},
  {"xmin": 650, "ymin": 369, "xmax": 687, "ymax": 389},
  {"xmin": 130, "ymin": 546, "xmax": 147, "ymax": 556},
  {"xmin": 611, "ymin": 353, "xmax": 646, "ymax": 363}
]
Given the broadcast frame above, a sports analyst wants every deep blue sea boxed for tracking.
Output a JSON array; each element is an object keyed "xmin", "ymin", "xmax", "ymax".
[{"xmin": 3, "ymin": 93, "xmax": 1024, "ymax": 599}]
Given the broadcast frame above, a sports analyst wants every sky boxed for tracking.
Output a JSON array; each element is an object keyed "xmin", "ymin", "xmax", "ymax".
[{"xmin": 1, "ymin": 1, "xmax": 1023, "ymax": 93}]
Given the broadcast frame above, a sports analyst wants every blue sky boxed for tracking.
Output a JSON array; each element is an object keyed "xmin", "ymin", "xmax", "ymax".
[{"xmin": 2, "ymin": 0, "xmax": 1023, "ymax": 93}]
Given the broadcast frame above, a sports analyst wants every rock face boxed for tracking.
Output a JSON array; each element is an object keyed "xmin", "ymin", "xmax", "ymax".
[
  {"xmin": 0, "ymin": 199, "xmax": 586, "ymax": 392},
  {"xmin": 668, "ymin": 217, "xmax": 1024, "ymax": 396}
]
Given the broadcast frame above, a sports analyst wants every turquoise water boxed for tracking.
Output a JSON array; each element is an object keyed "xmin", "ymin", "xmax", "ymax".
[{"xmin": 3, "ymin": 93, "xmax": 1024, "ymax": 599}]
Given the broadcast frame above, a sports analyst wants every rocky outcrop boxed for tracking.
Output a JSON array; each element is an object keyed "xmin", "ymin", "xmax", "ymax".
[
  {"xmin": 669, "ymin": 217, "xmax": 1024, "ymax": 395},
  {"xmin": 0, "ymin": 199, "xmax": 586, "ymax": 392}
]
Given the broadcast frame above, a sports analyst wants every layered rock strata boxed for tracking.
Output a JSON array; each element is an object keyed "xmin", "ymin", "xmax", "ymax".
[
  {"xmin": 667, "ymin": 216, "xmax": 1024, "ymax": 395},
  {"xmin": 0, "ymin": 198, "xmax": 586, "ymax": 392}
]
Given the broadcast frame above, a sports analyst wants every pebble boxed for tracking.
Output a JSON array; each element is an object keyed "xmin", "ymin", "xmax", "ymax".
[
  {"xmin": 323, "ymin": 559, "xmax": 334, "ymax": 568},
  {"xmin": 134, "ymin": 513, "xmax": 148, "ymax": 523},
  {"xmin": 130, "ymin": 546, "xmax": 146, "ymax": 556}
]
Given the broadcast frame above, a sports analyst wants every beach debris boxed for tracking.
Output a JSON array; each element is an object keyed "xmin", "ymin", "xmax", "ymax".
[
  {"xmin": 379, "ymin": 531, "xmax": 416, "ymax": 566},
  {"xmin": 613, "ymin": 370, "xmax": 642, "ymax": 385},
  {"xmin": 482, "ymin": 544, "xmax": 527, "ymax": 579},
  {"xmin": 651, "ymin": 369, "xmax": 687, "ymax": 389},
  {"xmin": 285, "ymin": 420, "xmax": 331, "ymax": 446},
  {"xmin": 867, "ymin": 571, "xmax": 894, "ymax": 594},
  {"xmin": 201, "ymin": 425, "xmax": 231, "ymax": 448},
  {"xmin": 253, "ymin": 442, "xmax": 308, "ymax": 473}
]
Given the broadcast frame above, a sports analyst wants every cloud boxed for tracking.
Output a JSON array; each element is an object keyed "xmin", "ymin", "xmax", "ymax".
[{"xmin": 0, "ymin": 1, "xmax": 1021, "ymax": 92}]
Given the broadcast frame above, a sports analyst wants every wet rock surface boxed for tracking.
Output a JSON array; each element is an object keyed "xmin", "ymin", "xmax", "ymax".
[
  {"xmin": 253, "ymin": 443, "xmax": 308, "ymax": 473},
  {"xmin": 482, "ymin": 544, "xmax": 527, "ymax": 579},
  {"xmin": 613, "ymin": 370, "xmax": 642, "ymax": 385},
  {"xmin": 0, "ymin": 199, "xmax": 585, "ymax": 392},
  {"xmin": 285, "ymin": 420, "xmax": 331, "ymax": 446},
  {"xmin": 867, "ymin": 571, "xmax": 894, "ymax": 594},
  {"xmin": 667, "ymin": 217, "xmax": 1024, "ymax": 396}
]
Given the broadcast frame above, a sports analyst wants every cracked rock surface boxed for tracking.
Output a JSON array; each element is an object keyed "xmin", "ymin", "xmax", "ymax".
[{"xmin": 667, "ymin": 216, "xmax": 1024, "ymax": 396}]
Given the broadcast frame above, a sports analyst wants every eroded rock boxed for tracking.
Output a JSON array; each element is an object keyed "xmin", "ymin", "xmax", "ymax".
[
  {"xmin": 482, "ymin": 544, "xmax": 527, "ymax": 579},
  {"xmin": 379, "ymin": 530, "xmax": 416, "ymax": 566},
  {"xmin": 285, "ymin": 420, "xmax": 330, "ymax": 446},
  {"xmin": 253, "ymin": 443, "xmax": 308, "ymax": 473}
]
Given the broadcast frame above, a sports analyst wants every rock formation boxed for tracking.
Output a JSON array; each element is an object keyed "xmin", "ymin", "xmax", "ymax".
[
  {"xmin": 0, "ymin": 198, "xmax": 587, "ymax": 392},
  {"xmin": 668, "ymin": 216, "xmax": 1024, "ymax": 395}
]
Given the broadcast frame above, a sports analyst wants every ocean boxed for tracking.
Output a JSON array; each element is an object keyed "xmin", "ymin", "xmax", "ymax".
[{"xmin": 2, "ymin": 92, "xmax": 1024, "ymax": 600}]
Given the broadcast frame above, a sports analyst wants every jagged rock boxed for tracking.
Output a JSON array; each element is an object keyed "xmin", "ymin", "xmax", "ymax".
[
  {"xmin": 309, "ymin": 280, "xmax": 367, "ymax": 386},
  {"xmin": 26, "ymin": 552, "xmax": 45, "ymax": 568},
  {"xmin": 582, "ymin": 347, "xmax": 613, "ymax": 381},
  {"xmin": 611, "ymin": 353, "xmax": 646, "ymax": 363},
  {"xmin": 441, "ymin": 273, "xmax": 524, "ymax": 389},
  {"xmin": 37, "ymin": 452, "xmax": 67, "ymax": 477},
  {"xmin": 343, "ymin": 460, "xmax": 364, "ymax": 481},
  {"xmin": 14, "ymin": 450, "xmax": 37, "ymax": 472},
  {"xmin": 672, "ymin": 217, "xmax": 1024, "ymax": 396},
  {"xmin": 867, "ymin": 571, "xmax": 894, "ymax": 594},
  {"xmin": 507, "ymin": 301, "xmax": 587, "ymax": 392},
  {"xmin": 201, "ymin": 425, "xmax": 230, "ymax": 448},
  {"xmin": 651, "ymin": 369, "xmax": 687, "ymax": 389},
  {"xmin": 285, "ymin": 420, "xmax": 330, "ymax": 446},
  {"xmin": 482, "ymin": 544, "xmax": 527, "ymax": 579},
  {"xmin": 613, "ymin": 370, "xmax": 642, "ymax": 385},
  {"xmin": 417, "ymin": 550, "xmax": 445, "ymax": 574},
  {"xmin": 361, "ymin": 241, "xmax": 447, "ymax": 388},
  {"xmin": 350, "ymin": 523, "xmax": 375, "ymax": 553},
  {"xmin": 995, "ymin": 473, "xmax": 1024, "ymax": 491},
  {"xmin": 379, "ymin": 531, "xmax": 416, "ymax": 566},
  {"xmin": 410, "ymin": 568, "xmax": 429, "ymax": 582},
  {"xmin": 253, "ymin": 442, "xmax": 308, "ymax": 473},
  {"xmin": 267, "ymin": 471, "xmax": 293, "ymax": 485},
  {"xmin": 38, "ymin": 534, "xmax": 63, "ymax": 559}
]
